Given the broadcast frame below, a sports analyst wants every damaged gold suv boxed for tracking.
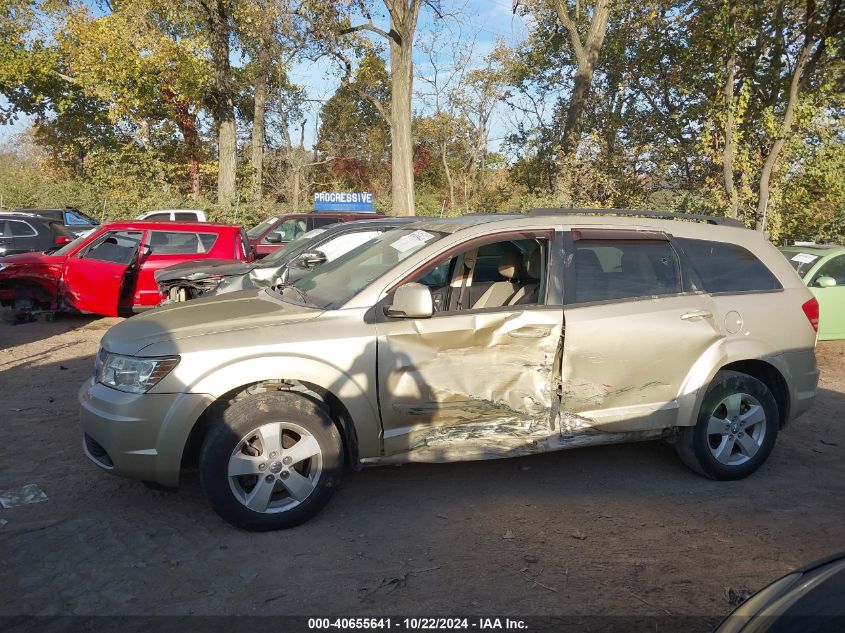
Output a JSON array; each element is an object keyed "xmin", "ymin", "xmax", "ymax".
[{"xmin": 79, "ymin": 210, "xmax": 819, "ymax": 530}]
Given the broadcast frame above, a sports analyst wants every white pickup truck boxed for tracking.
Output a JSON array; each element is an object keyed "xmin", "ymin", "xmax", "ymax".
[{"xmin": 135, "ymin": 209, "xmax": 207, "ymax": 222}]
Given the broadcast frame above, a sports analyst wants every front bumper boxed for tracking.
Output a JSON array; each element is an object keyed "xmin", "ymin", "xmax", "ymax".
[{"xmin": 78, "ymin": 377, "xmax": 214, "ymax": 487}]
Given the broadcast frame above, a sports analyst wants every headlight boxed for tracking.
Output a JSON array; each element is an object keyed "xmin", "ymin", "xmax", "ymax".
[{"xmin": 96, "ymin": 351, "xmax": 180, "ymax": 394}]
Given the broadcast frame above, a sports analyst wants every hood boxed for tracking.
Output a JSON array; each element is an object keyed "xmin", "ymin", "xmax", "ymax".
[
  {"xmin": 155, "ymin": 258, "xmax": 255, "ymax": 283},
  {"xmin": 0, "ymin": 250, "xmax": 66, "ymax": 265},
  {"xmin": 101, "ymin": 289, "xmax": 320, "ymax": 356}
]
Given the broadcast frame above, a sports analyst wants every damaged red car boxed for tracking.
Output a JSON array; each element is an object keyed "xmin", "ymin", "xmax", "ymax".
[{"xmin": 0, "ymin": 220, "xmax": 252, "ymax": 317}]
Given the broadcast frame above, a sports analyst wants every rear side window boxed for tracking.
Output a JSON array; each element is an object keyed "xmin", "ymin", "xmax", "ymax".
[
  {"xmin": 572, "ymin": 240, "xmax": 682, "ymax": 303},
  {"xmin": 149, "ymin": 231, "xmax": 218, "ymax": 255},
  {"xmin": 174, "ymin": 212, "xmax": 198, "ymax": 221},
  {"xmin": 677, "ymin": 238, "xmax": 781, "ymax": 293},
  {"xmin": 8, "ymin": 220, "xmax": 37, "ymax": 236}
]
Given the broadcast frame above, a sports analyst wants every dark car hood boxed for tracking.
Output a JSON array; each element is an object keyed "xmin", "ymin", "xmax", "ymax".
[{"xmin": 155, "ymin": 259, "xmax": 256, "ymax": 283}]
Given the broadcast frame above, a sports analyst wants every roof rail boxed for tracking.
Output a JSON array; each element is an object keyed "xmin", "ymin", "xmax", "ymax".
[{"xmin": 529, "ymin": 207, "xmax": 745, "ymax": 228}]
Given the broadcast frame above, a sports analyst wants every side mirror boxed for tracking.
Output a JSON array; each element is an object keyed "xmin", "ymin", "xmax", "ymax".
[
  {"xmin": 385, "ymin": 282, "xmax": 433, "ymax": 319},
  {"xmin": 140, "ymin": 244, "xmax": 152, "ymax": 256},
  {"xmin": 295, "ymin": 250, "xmax": 328, "ymax": 269},
  {"xmin": 815, "ymin": 275, "xmax": 837, "ymax": 288},
  {"xmin": 265, "ymin": 232, "xmax": 282, "ymax": 244}
]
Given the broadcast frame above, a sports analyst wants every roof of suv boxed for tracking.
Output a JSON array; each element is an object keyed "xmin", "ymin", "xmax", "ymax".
[
  {"xmin": 0, "ymin": 212, "xmax": 64, "ymax": 224},
  {"xmin": 397, "ymin": 210, "xmax": 751, "ymax": 236},
  {"xmin": 101, "ymin": 220, "xmax": 240, "ymax": 231}
]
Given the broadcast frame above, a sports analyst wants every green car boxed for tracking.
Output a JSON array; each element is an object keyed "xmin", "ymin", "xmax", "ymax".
[{"xmin": 780, "ymin": 245, "xmax": 845, "ymax": 340}]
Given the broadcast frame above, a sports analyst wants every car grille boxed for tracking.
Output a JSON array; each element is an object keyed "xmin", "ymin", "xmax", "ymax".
[{"xmin": 84, "ymin": 434, "xmax": 114, "ymax": 469}]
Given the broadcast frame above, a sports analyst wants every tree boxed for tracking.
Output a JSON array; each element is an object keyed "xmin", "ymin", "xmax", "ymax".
[
  {"xmin": 333, "ymin": 0, "xmax": 443, "ymax": 215},
  {"xmin": 317, "ymin": 52, "xmax": 391, "ymax": 195},
  {"xmin": 58, "ymin": 1, "xmax": 211, "ymax": 196},
  {"xmin": 193, "ymin": 0, "xmax": 237, "ymax": 205}
]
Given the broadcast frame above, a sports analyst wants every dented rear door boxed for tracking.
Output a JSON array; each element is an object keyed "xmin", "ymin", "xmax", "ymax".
[
  {"xmin": 376, "ymin": 230, "xmax": 565, "ymax": 461},
  {"xmin": 559, "ymin": 228, "xmax": 723, "ymax": 433}
]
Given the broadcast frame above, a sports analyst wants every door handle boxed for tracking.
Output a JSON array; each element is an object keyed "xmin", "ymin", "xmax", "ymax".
[
  {"xmin": 509, "ymin": 326, "xmax": 552, "ymax": 339},
  {"xmin": 680, "ymin": 310, "xmax": 713, "ymax": 321}
]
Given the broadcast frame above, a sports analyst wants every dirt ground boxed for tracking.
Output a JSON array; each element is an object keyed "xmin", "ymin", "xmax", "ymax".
[{"xmin": 1, "ymin": 313, "xmax": 844, "ymax": 629}]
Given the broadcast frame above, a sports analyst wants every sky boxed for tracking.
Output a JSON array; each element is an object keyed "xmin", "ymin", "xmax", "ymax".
[{"xmin": 0, "ymin": 0, "xmax": 532, "ymax": 151}]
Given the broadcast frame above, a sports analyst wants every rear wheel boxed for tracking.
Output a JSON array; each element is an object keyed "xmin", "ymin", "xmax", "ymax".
[
  {"xmin": 199, "ymin": 392, "xmax": 343, "ymax": 531},
  {"xmin": 676, "ymin": 370, "xmax": 779, "ymax": 480}
]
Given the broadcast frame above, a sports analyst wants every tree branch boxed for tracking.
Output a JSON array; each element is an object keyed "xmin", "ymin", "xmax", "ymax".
[
  {"xmin": 341, "ymin": 21, "xmax": 399, "ymax": 44},
  {"xmin": 552, "ymin": 0, "xmax": 586, "ymax": 63},
  {"xmin": 329, "ymin": 51, "xmax": 390, "ymax": 122}
]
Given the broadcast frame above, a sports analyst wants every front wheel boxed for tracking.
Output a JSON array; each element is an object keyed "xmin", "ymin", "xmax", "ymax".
[
  {"xmin": 676, "ymin": 370, "xmax": 779, "ymax": 480},
  {"xmin": 200, "ymin": 392, "xmax": 344, "ymax": 531}
]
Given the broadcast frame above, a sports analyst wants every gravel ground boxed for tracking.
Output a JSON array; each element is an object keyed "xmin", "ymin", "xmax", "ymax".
[{"xmin": 1, "ymin": 313, "xmax": 843, "ymax": 629}]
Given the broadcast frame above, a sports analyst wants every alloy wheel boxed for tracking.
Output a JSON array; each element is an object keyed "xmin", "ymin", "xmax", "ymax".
[
  {"xmin": 228, "ymin": 421, "xmax": 323, "ymax": 513},
  {"xmin": 706, "ymin": 392, "xmax": 767, "ymax": 466}
]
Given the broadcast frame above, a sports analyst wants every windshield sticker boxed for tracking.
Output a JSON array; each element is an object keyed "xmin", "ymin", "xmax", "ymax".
[
  {"xmin": 391, "ymin": 230, "xmax": 435, "ymax": 253},
  {"xmin": 790, "ymin": 253, "xmax": 818, "ymax": 264}
]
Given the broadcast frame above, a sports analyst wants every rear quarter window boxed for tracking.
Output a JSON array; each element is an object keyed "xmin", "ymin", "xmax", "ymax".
[
  {"xmin": 149, "ymin": 231, "xmax": 218, "ymax": 255},
  {"xmin": 677, "ymin": 238, "xmax": 782, "ymax": 293}
]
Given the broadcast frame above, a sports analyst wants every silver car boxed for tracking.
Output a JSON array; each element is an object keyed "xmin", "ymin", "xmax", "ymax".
[{"xmin": 80, "ymin": 211, "xmax": 819, "ymax": 530}]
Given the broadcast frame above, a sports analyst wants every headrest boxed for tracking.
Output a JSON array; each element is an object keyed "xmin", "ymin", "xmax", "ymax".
[
  {"xmin": 524, "ymin": 248, "xmax": 542, "ymax": 280},
  {"xmin": 575, "ymin": 249, "xmax": 602, "ymax": 272},
  {"xmin": 498, "ymin": 250, "xmax": 520, "ymax": 280}
]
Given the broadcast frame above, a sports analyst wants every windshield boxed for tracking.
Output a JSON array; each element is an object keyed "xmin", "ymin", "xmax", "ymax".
[
  {"xmin": 51, "ymin": 228, "xmax": 98, "ymax": 256},
  {"xmin": 782, "ymin": 251, "xmax": 821, "ymax": 277},
  {"xmin": 280, "ymin": 228, "xmax": 445, "ymax": 309},
  {"xmin": 247, "ymin": 216, "xmax": 278, "ymax": 239},
  {"xmin": 260, "ymin": 228, "xmax": 327, "ymax": 266}
]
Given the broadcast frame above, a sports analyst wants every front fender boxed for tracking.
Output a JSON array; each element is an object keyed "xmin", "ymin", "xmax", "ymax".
[{"xmin": 157, "ymin": 353, "xmax": 382, "ymax": 465}]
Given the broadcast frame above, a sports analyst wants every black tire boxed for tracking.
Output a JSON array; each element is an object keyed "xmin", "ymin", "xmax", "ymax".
[
  {"xmin": 199, "ymin": 392, "xmax": 344, "ymax": 531},
  {"xmin": 675, "ymin": 370, "xmax": 779, "ymax": 480}
]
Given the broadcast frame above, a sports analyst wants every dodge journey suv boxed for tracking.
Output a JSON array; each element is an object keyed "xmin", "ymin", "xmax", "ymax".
[{"xmin": 79, "ymin": 210, "xmax": 819, "ymax": 531}]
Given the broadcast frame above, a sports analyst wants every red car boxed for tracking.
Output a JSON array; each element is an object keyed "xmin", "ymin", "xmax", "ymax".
[
  {"xmin": 246, "ymin": 212, "xmax": 377, "ymax": 258},
  {"xmin": 0, "ymin": 221, "xmax": 252, "ymax": 317}
]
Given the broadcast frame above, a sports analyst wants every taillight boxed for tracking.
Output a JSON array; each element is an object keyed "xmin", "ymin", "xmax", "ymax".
[
  {"xmin": 54, "ymin": 236, "xmax": 71, "ymax": 245},
  {"xmin": 802, "ymin": 297, "xmax": 819, "ymax": 332}
]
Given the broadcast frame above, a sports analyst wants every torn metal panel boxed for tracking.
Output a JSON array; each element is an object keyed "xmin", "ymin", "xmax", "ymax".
[
  {"xmin": 362, "ymin": 422, "xmax": 663, "ymax": 464},
  {"xmin": 376, "ymin": 307, "xmax": 564, "ymax": 457}
]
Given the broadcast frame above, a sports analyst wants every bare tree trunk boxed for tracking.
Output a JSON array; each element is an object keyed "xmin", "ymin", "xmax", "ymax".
[
  {"xmin": 341, "ymin": 0, "xmax": 423, "ymax": 215},
  {"xmin": 440, "ymin": 141, "xmax": 454, "ymax": 211},
  {"xmin": 204, "ymin": 0, "xmax": 237, "ymax": 206},
  {"xmin": 252, "ymin": 51, "xmax": 268, "ymax": 205},
  {"xmin": 389, "ymin": 11, "xmax": 417, "ymax": 216},
  {"xmin": 722, "ymin": 0, "xmax": 739, "ymax": 218},
  {"xmin": 756, "ymin": 42, "xmax": 810, "ymax": 231},
  {"xmin": 553, "ymin": 0, "xmax": 612, "ymax": 156}
]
